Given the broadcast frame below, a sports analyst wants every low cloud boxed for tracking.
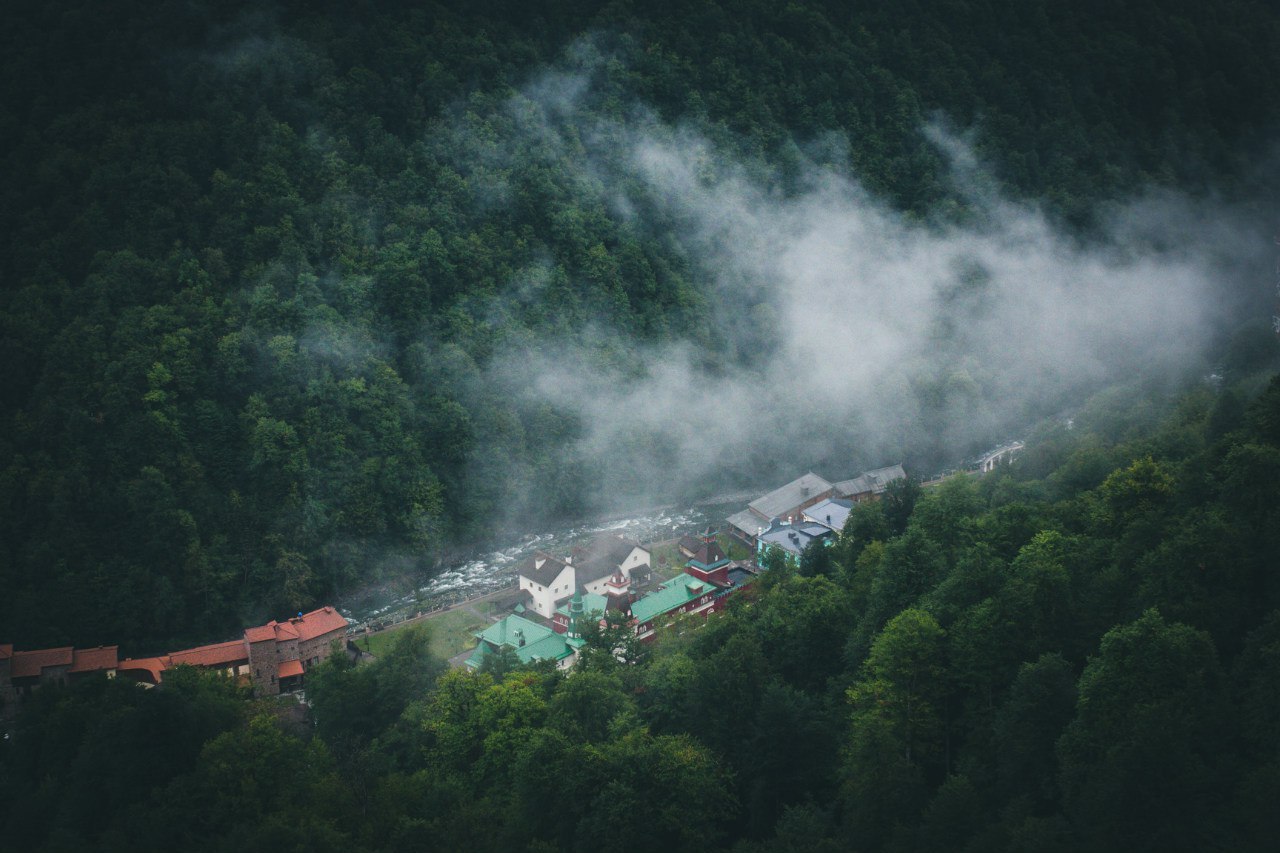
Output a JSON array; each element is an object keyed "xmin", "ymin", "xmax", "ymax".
[{"xmin": 460, "ymin": 61, "xmax": 1266, "ymax": 518}]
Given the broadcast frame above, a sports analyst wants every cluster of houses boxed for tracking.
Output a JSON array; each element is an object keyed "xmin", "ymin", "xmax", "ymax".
[
  {"xmin": 5, "ymin": 465, "xmax": 924, "ymax": 705},
  {"xmin": 725, "ymin": 466, "xmax": 905, "ymax": 565},
  {"xmin": 467, "ymin": 465, "xmax": 908, "ymax": 670},
  {"xmin": 467, "ymin": 528, "xmax": 755, "ymax": 671},
  {"xmin": 1, "ymin": 606, "xmax": 350, "ymax": 713},
  {"xmin": 725, "ymin": 465, "xmax": 905, "ymax": 548}
]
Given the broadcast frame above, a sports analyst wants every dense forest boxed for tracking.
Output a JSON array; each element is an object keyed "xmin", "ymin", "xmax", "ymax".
[
  {"xmin": 5, "ymin": 366, "xmax": 1280, "ymax": 852},
  {"xmin": 3, "ymin": 0, "xmax": 1279, "ymax": 652},
  {"xmin": 4, "ymin": 1, "xmax": 1280, "ymax": 845}
]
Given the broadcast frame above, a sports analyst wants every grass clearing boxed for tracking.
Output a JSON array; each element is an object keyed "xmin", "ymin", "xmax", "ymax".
[{"xmin": 358, "ymin": 608, "xmax": 489, "ymax": 661}]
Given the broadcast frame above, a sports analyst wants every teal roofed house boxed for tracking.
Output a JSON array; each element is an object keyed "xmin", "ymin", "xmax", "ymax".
[
  {"xmin": 468, "ymin": 569, "xmax": 733, "ymax": 670},
  {"xmin": 465, "ymin": 613, "xmax": 576, "ymax": 670},
  {"xmin": 630, "ymin": 573, "xmax": 719, "ymax": 641}
]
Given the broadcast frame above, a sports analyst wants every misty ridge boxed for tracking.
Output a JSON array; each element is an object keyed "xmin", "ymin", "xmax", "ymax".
[{"xmin": 422, "ymin": 53, "xmax": 1268, "ymax": 521}]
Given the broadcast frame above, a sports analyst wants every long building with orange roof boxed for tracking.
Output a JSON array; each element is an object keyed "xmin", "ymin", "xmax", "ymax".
[
  {"xmin": 1, "ymin": 643, "xmax": 118, "ymax": 713},
  {"xmin": 113, "ymin": 605, "xmax": 349, "ymax": 697},
  {"xmin": 5, "ymin": 606, "xmax": 348, "ymax": 706}
]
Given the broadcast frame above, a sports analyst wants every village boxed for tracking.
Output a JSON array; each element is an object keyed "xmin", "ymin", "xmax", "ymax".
[{"xmin": 2, "ymin": 451, "xmax": 1023, "ymax": 709}]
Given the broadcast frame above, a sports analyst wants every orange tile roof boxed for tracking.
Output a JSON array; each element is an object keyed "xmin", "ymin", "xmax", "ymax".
[
  {"xmin": 10, "ymin": 646, "xmax": 74, "ymax": 678},
  {"xmin": 244, "ymin": 623, "xmax": 277, "ymax": 643},
  {"xmin": 167, "ymin": 640, "xmax": 247, "ymax": 668},
  {"xmin": 277, "ymin": 659, "xmax": 305, "ymax": 679},
  {"xmin": 0, "ymin": 644, "xmax": 12, "ymax": 660},
  {"xmin": 69, "ymin": 646, "xmax": 119, "ymax": 673},
  {"xmin": 117, "ymin": 656, "xmax": 171, "ymax": 683},
  {"xmin": 242, "ymin": 607, "xmax": 347, "ymax": 646},
  {"xmin": 295, "ymin": 606, "xmax": 348, "ymax": 641}
]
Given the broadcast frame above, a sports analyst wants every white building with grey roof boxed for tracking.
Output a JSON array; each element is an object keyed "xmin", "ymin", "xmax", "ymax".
[
  {"xmin": 726, "ymin": 472, "xmax": 835, "ymax": 546},
  {"xmin": 727, "ymin": 465, "xmax": 906, "ymax": 546},
  {"xmin": 516, "ymin": 535, "xmax": 650, "ymax": 619}
]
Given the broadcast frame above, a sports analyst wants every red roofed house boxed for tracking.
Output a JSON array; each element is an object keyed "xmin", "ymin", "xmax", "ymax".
[
  {"xmin": 114, "ymin": 605, "xmax": 349, "ymax": 697},
  {"xmin": 244, "ymin": 605, "xmax": 348, "ymax": 696},
  {"xmin": 1, "ymin": 643, "xmax": 118, "ymax": 713}
]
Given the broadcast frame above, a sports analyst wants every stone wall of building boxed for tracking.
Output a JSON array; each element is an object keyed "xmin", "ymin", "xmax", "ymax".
[{"xmin": 248, "ymin": 638, "xmax": 279, "ymax": 696}]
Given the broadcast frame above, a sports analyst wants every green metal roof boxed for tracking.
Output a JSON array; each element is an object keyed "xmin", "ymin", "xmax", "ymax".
[
  {"xmin": 516, "ymin": 632, "xmax": 574, "ymax": 664},
  {"xmin": 474, "ymin": 613, "xmax": 555, "ymax": 648},
  {"xmin": 471, "ymin": 614, "xmax": 574, "ymax": 666},
  {"xmin": 630, "ymin": 574, "xmax": 711, "ymax": 623},
  {"xmin": 464, "ymin": 641, "xmax": 492, "ymax": 670}
]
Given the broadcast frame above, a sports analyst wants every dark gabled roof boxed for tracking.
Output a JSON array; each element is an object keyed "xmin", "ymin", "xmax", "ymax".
[
  {"xmin": 577, "ymin": 533, "xmax": 642, "ymax": 566},
  {"xmin": 520, "ymin": 551, "xmax": 573, "ymax": 586},
  {"xmin": 748, "ymin": 473, "xmax": 833, "ymax": 519},
  {"xmin": 573, "ymin": 534, "xmax": 645, "ymax": 584},
  {"xmin": 574, "ymin": 556, "xmax": 619, "ymax": 585},
  {"xmin": 688, "ymin": 537, "xmax": 728, "ymax": 570}
]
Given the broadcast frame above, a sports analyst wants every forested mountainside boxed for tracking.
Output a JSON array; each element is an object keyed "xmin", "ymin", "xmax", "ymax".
[
  {"xmin": 2, "ymin": 0, "xmax": 1278, "ymax": 652},
  {"xmin": 5, "ymin": 369, "xmax": 1280, "ymax": 852}
]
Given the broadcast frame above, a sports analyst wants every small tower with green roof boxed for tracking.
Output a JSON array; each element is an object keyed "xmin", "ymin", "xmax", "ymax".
[{"xmin": 566, "ymin": 586, "xmax": 587, "ymax": 650}]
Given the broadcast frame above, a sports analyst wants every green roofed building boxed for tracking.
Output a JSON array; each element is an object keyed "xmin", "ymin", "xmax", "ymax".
[
  {"xmin": 465, "ymin": 613, "xmax": 576, "ymax": 670},
  {"xmin": 467, "ymin": 569, "xmax": 732, "ymax": 670},
  {"xmin": 630, "ymin": 573, "xmax": 720, "ymax": 641}
]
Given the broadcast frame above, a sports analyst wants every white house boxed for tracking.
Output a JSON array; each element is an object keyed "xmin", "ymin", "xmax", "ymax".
[{"xmin": 517, "ymin": 535, "xmax": 651, "ymax": 619}]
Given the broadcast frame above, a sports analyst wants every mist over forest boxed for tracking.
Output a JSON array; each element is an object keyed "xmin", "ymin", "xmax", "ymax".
[
  {"xmin": 4, "ymin": 5, "xmax": 1280, "ymax": 849},
  {"xmin": 4, "ymin": 0, "xmax": 1276, "ymax": 652}
]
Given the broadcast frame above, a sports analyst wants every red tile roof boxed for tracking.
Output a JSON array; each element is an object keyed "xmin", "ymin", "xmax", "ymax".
[
  {"xmin": 69, "ymin": 646, "xmax": 119, "ymax": 673},
  {"xmin": 10, "ymin": 646, "xmax": 74, "ymax": 678},
  {"xmin": 244, "ymin": 610, "xmax": 346, "ymax": 644},
  {"xmin": 277, "ymin": 659, "xmax": 305, "ymax": 679},
  {"xmin": 116, "ymin": 656, "xmax": 171, "ymax": 683},
  {"xmin": 0, "ymin": 644, "xmax": 12, "ymax": 660},
  {"xmin": 295, "ymin": 606, "xmax": 347, "ymax": 641},
  {"xmin": 168, "ymin": 640, "xmax": 247, "ymax": 668},
  {"xmin": 244, "ymin": 623, "xmax": 276, "ymax": 643}
]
